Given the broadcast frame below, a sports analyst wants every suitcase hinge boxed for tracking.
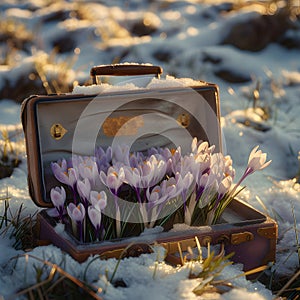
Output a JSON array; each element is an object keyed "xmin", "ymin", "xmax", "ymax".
[
  {"xmin": 231, "ymin": 231, "xmax": 254, "ymax": 245},
  {"xmin": 257, "ymin": 227, "xmax": 276, "ymax": 239}
]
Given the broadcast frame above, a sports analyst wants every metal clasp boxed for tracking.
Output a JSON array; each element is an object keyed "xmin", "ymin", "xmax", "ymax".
[
  {"xmin": 177, "ymin": 113, "xmax": 190, "ymax": 128},
  {"xmin": 231, "ymin": 231, "xmax": 254, "ymax": 245},
  {"xmin": 50, "ymin": 123, "xmax": 67, "ymax": 140}
]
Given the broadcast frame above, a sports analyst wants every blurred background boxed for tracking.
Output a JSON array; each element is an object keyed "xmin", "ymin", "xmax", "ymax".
[{"xmin": 0, "ymin": 0, "xmax": 299, "ymax": 102}]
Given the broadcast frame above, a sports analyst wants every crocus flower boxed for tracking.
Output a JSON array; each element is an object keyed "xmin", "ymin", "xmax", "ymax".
[
  {"xmin": 197, "ymin": 171, "xmax": 219, "ymax": 209},
  {"xmin": 124, "ymin": 155, "xmax": 167, "ymax": 190},
  {"xmin": 51, "ymin": 158, "xmax": 67, "ymax": 174},
  {"xmin": 100, "ymin": 165, "xmax": 125, "ymax": 195},
  {"xmin": 145, "ymin": 185, "xmax": 167, "ymax": 226},
  {"xmin": 100, "ymin": 166, "xmax": 124, "ymax": 237},
  {"xmin": 233, "ymin": 146, "xmax": 272, "ymax": 191},
  {"xmin": 50, "ymin": 186, "xmax": 66, "ymax": 220},
  {"xmin": 146, "ymin": 185, "xmax": 168, "ymax": 206},
  {"xmin": 191, "ymin": 138, "xmax": 215, "ymax": 155},
  {"xmin": 129, "ymin": 151, "xmax": 145, "ymax": 168},
  {"xmin": 161, "ymin": 176, "xmax": 182, "ymax": 199},
  {"xmin": 245, "ymin": 145, "xmax": 272, "ymax": 176},
  {"xmin": 171, "ymin": 154, "xmax": 189, "ymax": 177},
  {"xmin": 77, "ymin": 178, "xmax": 91, "ymax": 208},
  {"xmin": 67, "ymin": 203, "xmax": 86, "ymax": 242},
  {"xmin": 95, "ymin": 146, "xmax": 112, "ymax": 173},
  {"xmin": 156, "ymin": 173, "xmax": 186, "ymax": 206},
  {"xmin": 143, "ymin": 155, "xmax": 167, "ymax": 188},
  {"xmin": 78, "ymin": 157, "xmax": 99, "ymax": 188},
  {"xmin": 166, "ymin": 147, "xmax": 182, "ymax": 175},
  {"xmin": 67, "ymin": 203, "xmax": 86, "ymax": 223},
  {"xmin": 51, "ymin": 161, "xmax": 78, "ymax": 190},
  {"xmin": 217, "ymin": 176, "xmax": 232, "ymax": 201},
  {"xmin": 88, "ymin": 206, "xmax": 102, "ymax": 237},
  {"xmin": 224, "ymin": 155, "xmax": 235, "ymax": 179},
  {"xmin": 185, "ymin": 172, "xmax": 214, "ymax": 225},
  {"xmin": 112, "ymin": 144, "xmax": 130, "ymax": 166},
  {"xmin": 89, "ymin": 191, "xmax": 107, "ymax": 211},
  {"xmin": 177, "ymin": 171, "xmax": 195, "ymax": 220}
]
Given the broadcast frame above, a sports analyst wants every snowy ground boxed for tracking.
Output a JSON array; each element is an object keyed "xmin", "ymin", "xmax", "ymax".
[{"xmin": 0, "ymin": 0, "xmax": 300, "ymax": 299}]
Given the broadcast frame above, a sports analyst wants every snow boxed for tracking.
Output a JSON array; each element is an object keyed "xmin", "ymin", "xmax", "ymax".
[
  {"xmin": 72, "ymin": 75, "xmax": 207, "ymax": 94},
  {"xmin": 0, "ymin": 0, "xmax": 300, "ymax": 299}
]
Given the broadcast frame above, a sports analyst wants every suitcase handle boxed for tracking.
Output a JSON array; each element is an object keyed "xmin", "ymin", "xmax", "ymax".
[{"xmin": 90, "ymin": 64, "xmax": 163, "ymax": 84}]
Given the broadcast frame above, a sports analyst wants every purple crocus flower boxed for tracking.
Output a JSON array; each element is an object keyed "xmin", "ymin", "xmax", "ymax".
[
  {"xmin": 77, "ymin": 178, "xmax": 91, "ymax": 209},
  {"xmin": 50, "ymin": 186, "xmax": 66, "ymax": 221},
  {"xmin": 146, "ymin": 185, "xmax": 168, "ymax": 206},
  {"xmin": 88, "ymin": 206, "xmax": 102, "ymax": 239},
  {"xmin": 89, "ymin": 191, "xmax": 107, "ymax": 211},
  {"xmin": 100, "ymin": 166, "xmax": 124, "ymax": 237},
  {"xmin": 78, "ymin": 157, "xmax": 99, "ymax": 188},
  {"xmin": 100, "ymin": 165, "xmax": 125, "ymax": 195},
  {"xmin": 112, "ymin": 144, "xmax": 130, "ymax": 166},
  {"xmin": 146, "ymin": 172, "xmax": 192, "ymax": 226},
  {"xmin": 95, "ymin": 146, "xmax": 112, "ymax": 173},
  {"xmin": 67, "ymin": 203, "xmax": 86, "ymax": 222},
  {"xmin": 166, "ymin": 147, "xmax": 182, "ymax": 175},
  {"xmin": 67, "ymin": 203, "xmax": 86, "ymax": 242},
  {"xmin": 51, "ymin": 161, "xmax": 78, "ymax": 190},
  {"xmin": 129, "ymin": 151, "xmax": 145, "ymax": 168},
  {"xmin": 141, "ymin": 155, "xmax": 167, "ymax": 188}
]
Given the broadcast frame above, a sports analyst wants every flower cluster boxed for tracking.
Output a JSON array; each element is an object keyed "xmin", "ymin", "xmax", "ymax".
[{"xmin": 50, "ymin": 139, "xmax": 271, "ymax": 243}]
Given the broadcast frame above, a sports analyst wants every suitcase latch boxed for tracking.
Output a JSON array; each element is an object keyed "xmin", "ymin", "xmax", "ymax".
[
  {"xmin": 50, "ymin": 123, "xmax": 68, "ymax": 140},
  {"xmin": 231, "ymin": 231, "xmax": 254, "ymax": 245},
  {"xmin": 177, "ymin": 113, "xmax": 190, "ymax": 128}
]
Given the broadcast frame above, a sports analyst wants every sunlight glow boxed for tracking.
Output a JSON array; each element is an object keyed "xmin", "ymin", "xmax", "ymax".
[
  {"xmin": 187, "ymin": 27, "xmax": 198, "ymax": 36},
  {"xmin": 185, "ymin": 5, "xmax": 197, "ymax": 14},
  {"xmin": 162, "ymin": 11, "xmax": 181, "ymax": 21}
]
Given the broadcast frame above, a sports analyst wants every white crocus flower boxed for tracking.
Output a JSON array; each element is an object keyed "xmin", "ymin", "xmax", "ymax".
[{"xmin": 246, "ymin": 145, "xmax": 272, "ymax": 174}]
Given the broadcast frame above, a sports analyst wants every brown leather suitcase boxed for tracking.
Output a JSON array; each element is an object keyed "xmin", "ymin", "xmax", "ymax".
[{"xmin": 21, "ymin": 64, "xmax": 277, "ymax": 272}]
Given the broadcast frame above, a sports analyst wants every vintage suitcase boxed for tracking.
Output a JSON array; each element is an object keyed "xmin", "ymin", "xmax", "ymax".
[{"xmin": 21, "ymin": 64, "xmax": 277, "ymax": 273}]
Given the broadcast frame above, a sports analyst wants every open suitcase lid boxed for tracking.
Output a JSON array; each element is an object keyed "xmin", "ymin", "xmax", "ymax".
[{"xmin": 22, "ymin": 64, "xmax": 222, "ymax": 208}]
